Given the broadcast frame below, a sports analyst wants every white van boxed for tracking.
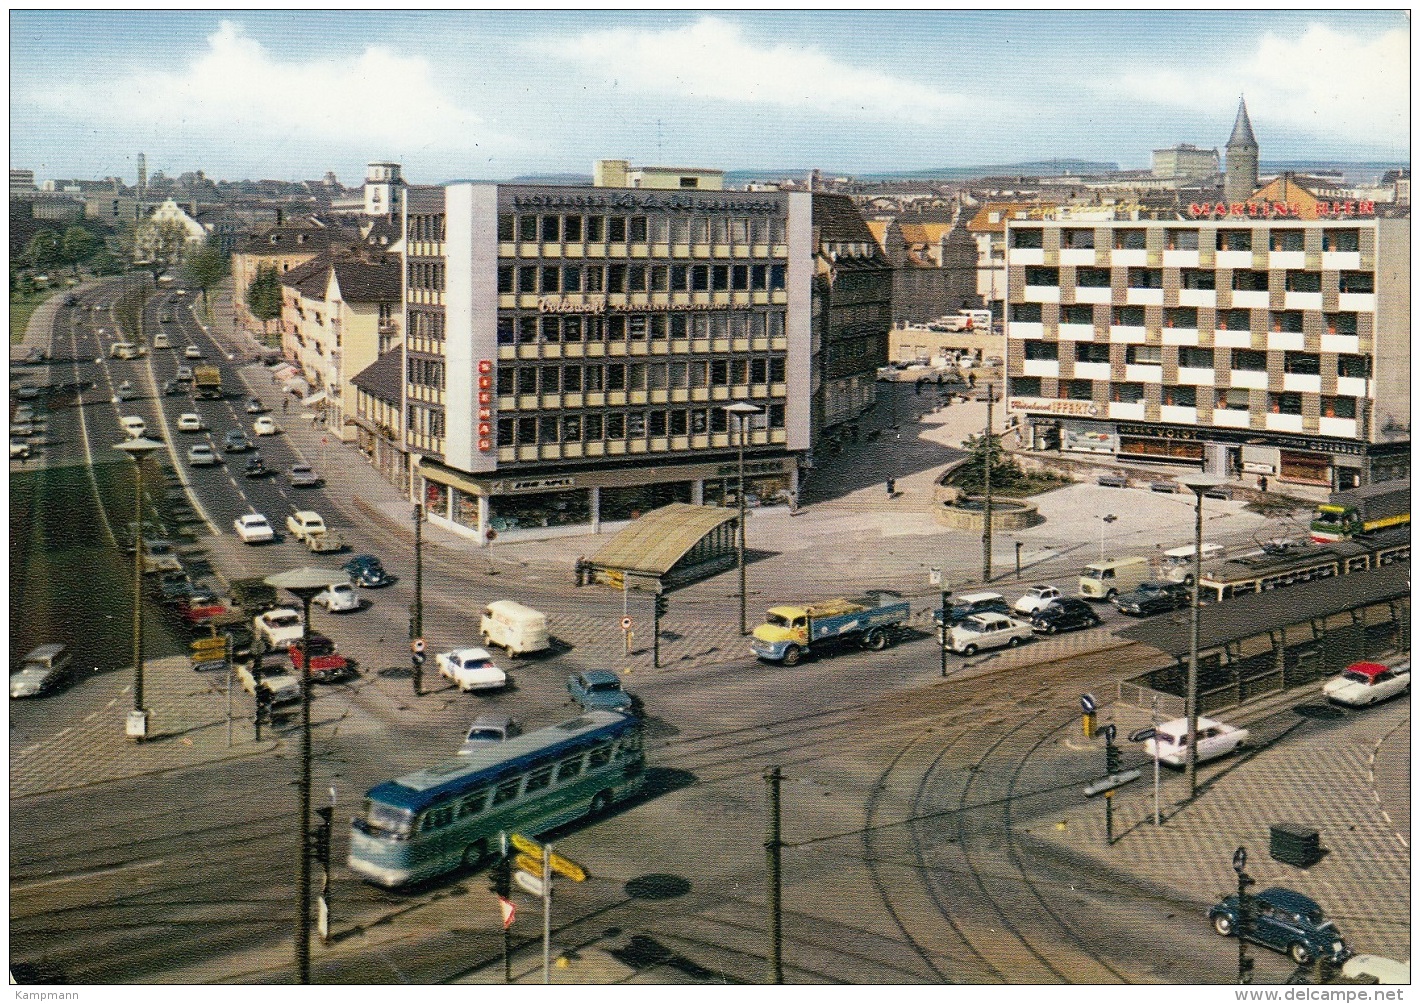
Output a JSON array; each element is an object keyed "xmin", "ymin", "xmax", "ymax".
[
  {"xmin": 152, "ymin": 333, "xmax": 171, "ymax": 350},
  {"xmin": 120, "ymin": 415, "xmax": 146, "ymax": 439},
  {"xmin": 1161, "ymin": 543, "xmax": 1224, "ymax": 583},
  {"xmin": 110, "ymin": 341, "xmax": 146, "ymax": 360},
  {"xmin": 1078, "ymin": 555, "xmax": 1151, "ymax": 601},
  {"xmin": 480, "ymin": 600, "xmax": 550, "ymax": 657}
]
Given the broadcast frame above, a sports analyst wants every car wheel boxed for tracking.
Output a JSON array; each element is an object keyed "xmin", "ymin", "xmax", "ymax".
[
  {"xmin": 1007, "ymin": 635, "xmax": 1021, "ymax": 648},
  {"xmin": 1290, "ymin": 942, "xmax": 1312, "ymax": 965},
  {"xmin": 588, "ymin": 790, "xmax": 611, "ymax": 818},
  {"xmin": 1105, "ymin": 589, "xmax": 1118, "ymax": 601},
  {"xmin": 864, "ymin": 629, "xmax": 887, "ymax": 651},
  {"xmin": 463, "ymin": 839, "xmax": 489, "ymax": 868},
  {"xmin": 781, "ymin": 645, "xmax": 802, "ymax": 667},
  {"xmin": 1212, "ymin": 913, "xmax": 1234, "ymax": 936},
  {"xmin": 1044, "ymin": 624, "xmax": 1057, "ymax": 635},
  {"xmin": 1183, "ymin": 573, "xmax": 1195, "ymax": 586},
  {"xmin": 962, "ymin": 644, "xmax": 978, "ymax": 657}
]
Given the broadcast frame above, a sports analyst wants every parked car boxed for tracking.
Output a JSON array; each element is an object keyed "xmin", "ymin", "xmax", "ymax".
[
  {"xmin": 948, "ymin": 613, "xmax": 1034, "ymax": 656},
  {"xmin": 1209, "ymin": 887, "xmax": 1350, "ymax": 966},
  {"xmin": 344, "ymin": 554, "xmax": 393, "ymax": 588},
  {"xmin": 175, "ymin": 365, "xmax": 194, "ymax": 382},
  {"xmin": 184, "ymin": 345, "xmax": 203, "ymax": 359},
  {"xmin": 1143, "ymin": 716, "xmax": 1248, "ymax": 767},
  {"xmin": 140, "ymin": 539, "xmax": 182, "ymax": 574},
  {"xmin": 932, "ymin": 591, "xmax": 1010, "ymax": 628},
  {"xmin": 233, "ymin": 513, "xmax": 274, "ymax": 544},
  {"xmin": 117, "ymin": 380, "xmax": 137, "ymax": 400},
  {"xmin": 10, "ymin": 439, "xmax": 32, "ymax": 460},
  {"xmin": 457, "ymin": 715, "xmax": 523, "ymax": 753},
  {"xmin": 152, "ymin": 333, "xmax": 171, "ymax": 349},
  {"xmin": 436, "ymin": 647, "xmax": 509, "ymax": 692},
  {"xmin": 289, "ymin": 463, "xmax": 321, "ymax": 487},
  {"xmin": 10, "ymin": 643, "xmax": 73, "ymax": 698},
  {"xmin": 1030, "ymin": 598, "xmax": 1102, "ymax": 635},
  {"xmin": 1114, "ymin": 580, "xmax": 1192, "ymax": 617},
  {"xmin": 223, "ymin": 429, "xmax": 252, "ymax": 452},
  {"xmin": 163, "ymin": 379, "xmax": 183, "ymax": 396},
  {"xmin": 177, "ymin": 413, "xmax": 204, "ymax": 432},
  {"xmin": 153, "ymin": 570, "xmax": 195, "ymax": 603},
  {"xmin": 253, "ymin": 416, "xmax": 278, "ymax": 436},
  {"xmin": 314, "ymin": 580, "xmax": 360, "ymax": 613},
  {"xmin": 1013, "ymin": 585, "xmax": 1063, "ymax": 616},
  {"xmin": 187, "ymin": 443, "xmax": 219, "ymax": 467},
  {"xmin": 10, "ymin": 420, "xmax": 36, "ymax": 438},
  {"xmin": 566, "ymin": 669, "xmax": 640, "ymax": 714},
  {"xmin": 1323, "ymin": 660, "xmax": 1411, "ymax": 707},
  {"xmin": 246, "ymin": 397, "xmax": 267, "ymax": 414},
  {"xmin": 14, "ymin": 405, "xmax": 36, "ymax": 423},
  {"xmin": 253, "ymin": 607, "xmax": 304, "ymax": 649},
  {"xmin": 119, "ymin": 415, "xmax": 145, "ymax": 438}
]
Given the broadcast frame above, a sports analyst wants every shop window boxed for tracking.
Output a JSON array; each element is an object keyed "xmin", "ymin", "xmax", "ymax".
[
  {"xmin": 1269, "ymin": 393, "xmax": 1303, "ymax": 415},
  {"xmin": 1011, "ymin": 377, "xmax": 1042, "ymax": 396},
  {"xmin": 601, "ymin": 483, "xmax": 693, "ymax": 522},
  {"xmin": 1126, "ymin": 345, "xmax": 1161, "ymax": 365},
  {"xmin": 1283, "ymin": 352, "xmax": 1319, "ymax": 375},
  {"xmin": 1321, "ymin": 396, "xmax": 1356, "ymax": 419},
  {"xmin": 1111, "ymin": 306, "xmax": 1145, "ymax": 327},
  {"xmin": 1111, "ymin": 382, "xmax": 1145, "ymax": 403},
  {"xmin": 1127, "ymin": 268, "xmax": 1162, "ymax": 289},
  {"xmin": 1180, "ymin": 269, "xmax": 1215, "ymax": 291},
  {"xmin": 1113, "ymin": 230, "xmax": 1146, "ymax": 250},
  {"xmin": 1337, "ymin": 354, "xmax": 1370, "ymax": 379},
  {"xmin": 1269, "ymin": 230, "xmax": 1303, "ymax": 252},
  {"xmin": 1076, "ymin": 342, "xmax": 1111, "ymax": 364},
  {"xmin": 563, "ymin": 216, "xmax": 582, "ymax": 242},
  {"xmin": 1216, "ymin": 230, "xmax": 1251, "ymax": 251},
  {"xmin": 607, "ymin": 217, "xmax": 626, "ymax": 242},
  {"xmin": 1162, "ymin": 385, "xmax": 1195, "ymax": 407},
  {"xmin": 1232, "ymin": 270, "xmax": 1268, "ymax": 292},
  {"xmin": 1323, "ymin": 229, "xmax": 1359, "ymax": 252},
  {"xmin": 1025, "ymin": 267, "xmax": 1058, "ymax": 287},
  {"xmin": 1010, "ymin": 228, "xmax": 1043, "ymax": 249},
  {"xmin": 1338, "ymin": 271, "xmax": 1373, "ymax": 294},
  {"xmin": 1076, "ymin": 266, "xmax": 1111, "ymax": 287},
  {"xmin": 489, "ymin": 489, "xmax": 590, "ymax": 532},
  {"xmin": 1220, "ymin": 309, "xmax": 1251, "ymax": 331},
  {"xmin": 1065, "ymin": 380, "xmax": 1093, "ymax": 400},
  {"xmin": 1023, "ymin": 341, "xmax": 1058, "ymax": 361},
  {"xmin": 1061, "ymin": 304, "xmax": 1094, "ymax": 325},
  {"xmin": 1285, "ymin": 271, "xmax": 1320, "ymax": 292},
  {"xmin": 1231, "ymin": 349, "xmax": 1266, "ymax": 372},
  {"xmin": 518, "ymin": 216, "xmax": 538, "ymax": 241},
  {"xmin": 1164, "ymin": 307, "xmax": 1197, "ymax": 329},
  {"xmin": 1061, "ymin": 229, "xmax": 1094, "ymax": 249},
  {"xmin": 1010, "ymin": 303, "xmax": 1042, "ymax": 323},
  {"xmin": 1270, "ymin": 311, "xmax": 1303, "ymax": 333}
]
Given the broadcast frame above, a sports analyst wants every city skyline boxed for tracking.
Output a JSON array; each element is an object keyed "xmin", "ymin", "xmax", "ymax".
[{"xmin": 10, "ymin": 10, "xmax": 1410, "ymax": 186}]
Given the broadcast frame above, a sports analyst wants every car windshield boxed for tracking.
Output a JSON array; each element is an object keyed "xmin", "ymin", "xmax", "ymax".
[
  {"xmin": 463, "ymin": 657, "xmax": 492, "ymax": 669},
  {"xmin": 588, "ymin": 679, "xmax": 621, "ymax": 692},
  {"xmin": 1083, "ymin": 568, "xmax": 1105, "ymax": 580},
  {"xmin": 465, "ymin": 728, "xmax": 503, "ymax": 741},
  {"xmin": 1341, "ymin": 670, "xmax": 1373, "ymax": 684},
  {"xmin": 364, "ymin": 800, "xmax": 413, "ymax": 837},
  {"xmin": 269, "ymin": 613, "xmax": 299, "ymax": 627},
  {"xmin": 1155, "ymin": 731, "xmax": 1179, "ymax": 745},
  {"xmin": 766, "ymin": 613, "xmax": 792, "ymax": 628},
  {"xmin": 960, "ymin": 615, "xmax": 989, "ymax": 631}
]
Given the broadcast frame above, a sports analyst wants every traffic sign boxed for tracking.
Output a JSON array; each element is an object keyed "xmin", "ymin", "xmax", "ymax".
[
  {"xmin": 508, "ymin": 834, "xmax": 588, "ymax": 882},
  {"xmin": 513, "ymin": 870, "xmax": 544, "ymax": 897},
  {"xmin": 1080, "ymin": 693, "xmax": 1097, "ymax": 715},
  {"xmin": 1083, "ymin": 769, "xmax": 1141, "ymax": 797},
  {"xmin": 1128, "ymin": 726, "xmax": 1156, "ymax": 743},
  {"xmin": 509, "ymin": 833, "xmax": 541, "ymax": 857},
  {"xmin": 621, "ymin": 616, "xmax": 633, "ymax": 631},
  {"xmin": 411, "ymin": 638, "xmax": 426, "ymax": 654},
  {"xmin": 1094, "ymin": 723, "xmax": 1117, "ymax": 743},
  {"xmin": 513, "ymin": 852, "xmax": 544, "ymax": 877},
  {"xmin": 191, "ymin": 636, "xmax": 227, "ymax": 653}
]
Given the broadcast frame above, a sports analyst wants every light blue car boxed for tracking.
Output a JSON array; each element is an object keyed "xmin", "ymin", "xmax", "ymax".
[{"xmin": 566, "ymin": 670, "xmax": 640, "ymax": 716}]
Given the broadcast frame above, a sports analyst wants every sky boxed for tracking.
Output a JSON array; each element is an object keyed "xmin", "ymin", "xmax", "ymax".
[{"xmin": 8, "ymin": 10, "xmax": 1410, "ymax": 186}]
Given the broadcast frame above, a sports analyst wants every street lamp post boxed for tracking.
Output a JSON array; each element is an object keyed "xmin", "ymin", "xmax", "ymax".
[
  {"xmin": 265, "ymin": 568, "xmax": 347, "ymax": 985},
  {"xmin": 113, "ymin": 436, "xmax": 163, "ymax": 741},
  {"xmin": 1098, "ymin": 513, "xmax": 1118, "ymax": 562},
  {"xmin": 1176, "ymin": 473, "xmax": 1229, "ymax": 801},
  {"xmin": 723, "ymin": 402, "xmax": 761, "ymax": 636}
]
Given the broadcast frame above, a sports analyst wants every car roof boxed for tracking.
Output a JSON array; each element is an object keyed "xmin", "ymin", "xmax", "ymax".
[
  {"xmin": 956, "ymin": 591, "xmax": 1004, "ymax": 603},
  {"xmin": 1156, "ymin": 716, "xmax": 1226, "ymax": 732},
  {"xmin": 581, "ymin": 670, "xmax": 621, "ymax": 685},
  {"xmin": 239, "ymin": 513, "xmax": 268, "ymax": 523},
  {"xmin": 449, "ymin": 647, "xmax": 494, "ymax": 660},
  {"xmin": 1344, "ymin": 662, "xmax": 1389, "ymax": 679},
  {"xmin": 1257, "ymin": 887, "xmax": 1321, "ymax": 915},
  {"xmin": 23, "ymin": 643, "xmax": 67, "ymax": 661}
]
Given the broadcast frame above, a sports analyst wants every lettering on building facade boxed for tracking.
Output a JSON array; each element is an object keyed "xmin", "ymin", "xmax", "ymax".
[
  {"xmin": 1008, "ymin": 396, "xmax": 1099, "ymax": 417},
  {"xmin": 1187, "ymin": 200, "xmax": 1376, "ymax": 218},
  {"xmin": 536, "ymin": 296, "xmax": 742, "ymax": 315},
  {"xmin": 510, "ymin": 192, "xmax": 782, "ymax": 214}
]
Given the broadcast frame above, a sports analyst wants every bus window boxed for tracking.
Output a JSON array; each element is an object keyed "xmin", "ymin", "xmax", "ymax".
[
  {"xmin": 460, "ymin": 790, "xmax": 488, "ymax": 817},
  {"xmin": 588, "ymin": 744, "xmax": 612, "ymax": 769},
  {"xmin": 556, "ymin": 757, "xmax": 584, "ymax": 781},
  {"xmin": 493, "ymin": 778, "xmax": 521, "ymax": 805},
  {"xmin": 365, "ymin": 800, "xmax": 414, "ymax": 837},
  {"xmin": 421, "ymin": 805, "xmax": 454, "ymax": 832},
  {"xmin": 524, "ymin": 767, "xmax": 554, "ymax": 793}
]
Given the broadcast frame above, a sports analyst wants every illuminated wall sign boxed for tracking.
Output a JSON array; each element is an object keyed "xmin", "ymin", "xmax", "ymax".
[
  {"xmin": 1187, "ymin": 200, "xmax": 1376, "ymax": 218},
  {"xmin": 508, "ymin": 477, "xmax": 575, "ymax": 493},
  {"xmin": 478, "ymin": 359, "xmax": 494, "ymax": 452},
  {"xmin": 537, "ymin": 296, "xmax": 744, "ymax": 315},
  {"xmin": 510, "ymin": 192, "xmax": 781, "ymax": 214},
  {"xmin": 1008, "ymin": 396, "xmax": 1100, "ymax": 417}
]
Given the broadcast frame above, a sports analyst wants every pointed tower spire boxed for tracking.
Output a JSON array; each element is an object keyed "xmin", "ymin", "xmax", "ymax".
[
  {"xmin": 1224, "ymin": 97, "xmax": 1260, "ymax": 203},
  {"xmin": 1227, "ymin": 97, "xmax": 1258, "ymax": 150}
]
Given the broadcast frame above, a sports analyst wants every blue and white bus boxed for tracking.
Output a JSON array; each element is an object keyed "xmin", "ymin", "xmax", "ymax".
[{"xmin": 348, "ymin": 711, "xmax": 644, "ymax": 888}]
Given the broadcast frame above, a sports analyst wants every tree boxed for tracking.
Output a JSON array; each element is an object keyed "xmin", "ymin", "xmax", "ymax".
[
  {"xmin": 951, "ymin": 431, "xmax": 1026, "ymax": 495},
  {"xmin": 184, "ymin": 238, "xmax": 230, "ymax": 305},
  {"xmin": 59, "ymin": 226, "xmax": 100, "ymax": 274},
  {"xmin": 246, "ymin": 264, "xmax": 283, "ymax": 335},
  {"xmin": 22, "ymin": 230, "xmax": 62, "ymax": 272},
  {"xmin": 136, "ymin": 218, "xmax": 191, "ymax": 272}
]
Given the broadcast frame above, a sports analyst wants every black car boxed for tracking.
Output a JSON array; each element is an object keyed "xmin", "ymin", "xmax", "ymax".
[
  {"xmin": 1114, "ymin": 580, "xmax": 1191, "ymax": 616},
  {"xmin": 344, "ymin": 554, "xmax": 393, "ymax": 588},
  {"xmin": 163, "ymin": 379, "xmax": 184, "ymax": 396},
  {"xmin": 1030, "ymin": 598, "xmax": 1103, "ymax": 635},
  {"xmin": 932, "ymin": 592, "xmax": 1011, "ymax": 628},
  {"xmin": 1210, "ymin": 887, "xmax": 1350, "ymax": 966},
  {"xmin": 243, "ymin": 456, "xmax": 270, "ymax": 478}
]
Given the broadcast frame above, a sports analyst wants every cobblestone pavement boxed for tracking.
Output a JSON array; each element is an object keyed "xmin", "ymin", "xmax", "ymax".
[{"xmin": 1027, "ymin": 691, "xmax": 1411, "ymax": 962}]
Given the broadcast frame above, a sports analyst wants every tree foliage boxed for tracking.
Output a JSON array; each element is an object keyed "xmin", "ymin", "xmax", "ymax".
[
  {"xmin": 22, "ymin": 230, "xmax": 62, "ymax": 271},
  {"xmin": 60, "ymin": 226, "xmax": 100, "ymax": 272},
  {"xmin": 951, "ymin": 432, "xmax": 1028, "ymax": 495},
  {"xmin": 246, "ymin": 264, "xmax": 283, "ymax": 332},
  {"xmin": 184, "ymin": 239, "xmax": 230, "ymax": 295}
]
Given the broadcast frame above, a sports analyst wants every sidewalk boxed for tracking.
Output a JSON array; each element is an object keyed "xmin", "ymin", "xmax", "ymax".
[{"xmin": 1026, "ymin": 692, "xmax": 1411, "ymax": 962}]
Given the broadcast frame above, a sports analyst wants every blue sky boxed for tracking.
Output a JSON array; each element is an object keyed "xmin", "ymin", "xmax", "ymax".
[{"xmin": 9, "ymin": 10, "xmax": 1409, "ymax": 186}]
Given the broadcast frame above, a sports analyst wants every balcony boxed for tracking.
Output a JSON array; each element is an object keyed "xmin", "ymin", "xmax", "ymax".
[
  {"xmin": 1215, "ymin": 328, "xmax": 1253, "ymax": 349},
  {"xmin": 1162, "ymin": 249, "xmax": 1200, "ymax": 268},
  {"xmin": 1159, "ymin": 405, "xmax": 1198, "ymax": 425},
  {"xmin": 1212, "ymin": 408, "xmax": 1250, "ymax": 428},
  {"xmin": 1336, "ymin": 376, "xmax": 1369, "ymax": 398},
  {"xmin": 1265, "ymin": 412, "xmax": 1304, "ymax": 433},
  {"xmin": 1266, "ymin": 331, "xmax": 1305, "ymax": 351},
  {"xmin": 1125, "ymin": 287, "xmax": 1163, "ymax": 306},
  {"xmin": 1268, "ymin": 251, "xmax": 1306, "ymax": 270},
  {"xmin": 1229, "ymin": 369, "xmax": 1268, "ymax": 390},
  {"xmin": 1177, "ymin": 366, "xmax": 1215, "ymax": 385},
  {"xmin": 1337, "ymin": 292, "xmax": 1376, "ymax": 312},
  {"xmin": 1058, "ymin": 248, "xmax": 1096, "ymax": 266},
  {"xmin": 1072, "ymin": 361, "xmax": 1111, "ymax": 381},
  {"xmin": 1124, "ymin": 364, "xmax": 1162, "ymax": 383},
  {"xmin": 1282, "ymin": 373, "xmax": 1321, "ymax": 394},
  {"xmin": 1021, "ymin": 359, "xmax": 1059, "ymax": 378},
  {"xmin": 1023, "ymin": 284, "xmax": 1060, "ymax": 303},
  {"xmin": 1073, "ymin": 286, "xmax": 1112, "ymax": 304},
  {"xmin": 1318, "ymin": 416, "xmax": 1359, "ymax": 439},
  {"xmin": 1230, "ymin": 290, "xmax": 1270, "ymax": 309},
  {"xmin": 1320, "ymin": 333, "xmax": 1360, "ymax": 354},
  {"xmin": 1108, "ymin": 325, "xmax": 1147, "ymax": 344},
  {"xmin": 1162, "ymin": 327, "xmax": 1200, "ymax": 346},
  {"xmin": 1110, "ymin": 249, "xmax": 1147, "ymax": 267},
  {"xmin": 1215, "ymin": 250, "xmax": 1254, "ymax": 269},
  {"xmin": 1008, "ymin": 247, "xmax": 1045, "ymax": 265},
  {"xmin": 1057, "ymin": 322, "xmax": 1096, "ymax": 341},
  {"xmin": 1177, "ymin": 288, "xmax": 1216, "ymax": 308},
  {"xmin": 1008, "ymin": 322, "xmax": 1044, "ymax": 340},
  {"xmin": 1322, "ymin": 251, "xmax": 1361, "ymax": 271},
  {"xmin": 1283, "ymin": 291, "xmax": 1322, "ymax": 311},
  {"xmin": 1108, "ymin": 401, "xmax": 1146, "ymax": 420}
]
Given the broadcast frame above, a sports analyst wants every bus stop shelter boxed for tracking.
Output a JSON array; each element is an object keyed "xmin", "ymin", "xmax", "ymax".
[{"xmin": 583, "ymin": 503, "xmax": 740, "ymax": 592}]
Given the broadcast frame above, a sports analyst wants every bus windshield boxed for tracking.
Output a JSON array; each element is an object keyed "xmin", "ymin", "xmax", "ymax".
[{"xmin": 364, "ymin": 800, "xmax": 414, "ymax": 836}]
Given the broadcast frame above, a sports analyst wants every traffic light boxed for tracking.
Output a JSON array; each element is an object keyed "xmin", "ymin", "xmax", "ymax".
[
  {"xmin": 411, "ymin": 651, "xmax": 426, "ymax": 668},
  {"xmin": 654, "ymin": 594, "xmax": 668, "ymax": 618},
  {"xmin": 312, "ymin": 806, "xmax": 333, "ymax": 866},
  {"xmin": 1105, "ymin": 740, "xmax": 1121, "ymax": 776},
  {"xmin": 488, "ymin": 855, "xmax": 511, "ymax": 897}
]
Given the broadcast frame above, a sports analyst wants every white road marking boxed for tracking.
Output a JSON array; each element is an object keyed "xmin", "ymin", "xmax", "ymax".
[
  {"xmin": 1381, "ymin": 810, "xmax": 1392, "ymax": 824},
  {"xmin": 106, "ymin": 697, "xmax": 118, "ymax": 708},
  {"xmin": 55, "ymin": 727, "xmax": 72, "ymax": 738},
  {"xmin": 13, "ymin": 858, "xmax": 167, "ymax": 892},
  {"xmin": 85, "ymin": 711, "xmax": 99, "ymax": 721},
  {"xmin": 1397, "ymin": 834, "xmax": 1409, "ymax": 849}
]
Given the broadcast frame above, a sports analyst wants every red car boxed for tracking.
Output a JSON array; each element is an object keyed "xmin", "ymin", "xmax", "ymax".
[
  {"xmin": 288, "ymin": 634, "xmax": 354, "ymax": 683},
  {"xmin": 176, "ymin": 597, "xmax": 229, "ymax": 628}
]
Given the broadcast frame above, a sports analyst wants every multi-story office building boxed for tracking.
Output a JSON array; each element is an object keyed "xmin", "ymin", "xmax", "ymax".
[
  {"xmin": 401, "ymin": 181, "xmax": 889, "ymax": 542},
  {"xmin": 1004, "ymin": 210, "xmax": 1409, "ymax": 489}
]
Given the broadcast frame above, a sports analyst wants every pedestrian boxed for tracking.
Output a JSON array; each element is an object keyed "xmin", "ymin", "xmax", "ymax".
[
  {"xmin": 282, "ymin": 397, "xmax": 289, "ymax": 415},
  {"xmin": 311, "ymin": 413, "xmax": 318, "ymax": 429},
  {"xmin": 968, "ymin": 372, "xmax": 976, "ymax": 389},
  {"xmin": 1259, "ymin": 475, "xmax": 1268, "ymax": 493},
  {"xmin": 886, "ymin": 477, "xmax": 896, "ymax": 497}
]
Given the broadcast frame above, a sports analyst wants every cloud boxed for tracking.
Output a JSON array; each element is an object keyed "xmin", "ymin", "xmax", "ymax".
[
  {"xmin": 33, "ymin": 21, "xmax": 490, "ymax": 155},
  {"xmin": 545, "ymin": 17, "xmax": 961, "ymax": 123},
  {"xmin": 1106, "ymin": 24, "xmax": 1408, "ymax": 147}
]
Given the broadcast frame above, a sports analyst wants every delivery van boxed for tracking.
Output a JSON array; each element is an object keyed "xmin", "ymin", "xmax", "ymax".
[
  {"xmin": 480, "ymin": 600, "xmax": 550, "ymax": 657},
  {"xmin": 1160, "ymin": 543, "xmax": 1224, "ymax": 584},
  {"xmin": 1078, "ymin": 555, "xmax": 1151, "ymax": 601}
]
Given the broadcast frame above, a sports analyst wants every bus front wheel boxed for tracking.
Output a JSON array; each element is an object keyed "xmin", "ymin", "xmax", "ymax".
[
  {"xmin": 463, "ymin": 839, "xmax": 489, "ymax": 868},
  {"xmin": 589, "ymin": 791, "xmax": 612, "ymax": 818}
]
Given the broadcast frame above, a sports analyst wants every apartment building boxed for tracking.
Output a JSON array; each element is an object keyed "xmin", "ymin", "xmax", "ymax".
[
  {"xmin": 400, "ymin": 182, "xmax": 888, "ymax": 542},
  {"xmin": 1003, "ymin": 210, "xmax": 1410, "ymax": 489}
]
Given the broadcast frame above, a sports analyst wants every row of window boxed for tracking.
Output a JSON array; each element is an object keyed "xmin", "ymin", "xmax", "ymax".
[
  {"xmin": 496, "ymin": 310, "xmax": 787, "ymax": 345},
  {"xmin": 1027, "ymin": 266, "xmax": 1374, "ymax": 294},
  {"xmin": 1022, "ymin": 342, "xmax": 1371, "ymax": 376},
  {"xmin": 1012, "ymin": 378, "xmax": 1361, "ymax": 417},
  {"xmin": 496, "ymin": 357, "xmax": 788, "ymax": 395},
  {"xmin": 497, "ymin": 262, "xmax": 788, "ymax": 295},
  {"xmin": 1012, "ymin": 303, "xmax": 1363, "ymax": 333},
  {"xmin": 408, "ymin": 261, "xmax": 446, "ymax": 292},
  {"xmin": 496, "ymin": 404, "xmax": 787, "ymax": 445},
  {"xmin": 408, "ymin": 357, "xmax": 444, "ymax": 389},
  {"xmin": 1015, "ymin": 228, "xmax": 1363, "ymax": 253},
  {"xmin": 408, "ymin": 308, "xmax": 445, "ymax": 343},
  {"xmin": 497, "ymin": 213, "xmax": 787, "ymax": 247},
  {"xmin": 408, "ymin": 214, "xmax": 446, "ymax": 243}
]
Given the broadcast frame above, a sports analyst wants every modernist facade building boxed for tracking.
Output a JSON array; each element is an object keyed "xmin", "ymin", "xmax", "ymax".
[
  {"xmin": 1003, "ymin": 210, "xmax": 1410, "ymax": 489},
  {"xmin": 400, "ymin": 182, "xmax": 889, "ymax": 542}
]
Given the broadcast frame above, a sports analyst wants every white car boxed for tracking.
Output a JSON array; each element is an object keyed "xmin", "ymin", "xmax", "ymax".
[
  {"xmin": 1323, "ymin": 660, "xmax": 1411, "ymax": 707},
  {"xmin": 1013, "ymin": 585, "xmax": 1063, "ymax": 616},
  {"xmin": 184, "ymin": 345, "xmax": 203, "ymax": 359},
  {"xmin": 233, "ymin": 513, "xmax": 275, "ymax": 544},
  {"xmin": 948, "ymin": 613, "xmax": 1034, "ymax": 656},
  {"xmin": 1143, "ymin": 716, "xmax": 1248, "ymax": 768},
  {"xmin": 436, "ymin": 647, "xmax": 509, "ymax": 692},
  {"xmin": 314, "ymin": 581, "xmax": 360, "ymax": 613},
  {"xmin": 253, "ymin": 607, "xmax": 305, "ymax": 649},
  {"xmin": 1341, "ymin": 955, "xmax": 1410, "ymax": 985},
  {"xmin": 187, "ymin": 444, "xmax": 218, "ymax": 466},
  {"xmin": 235, "ymin": 660, "xmax": 301, "ymax": 705},
  {"xmin": 253, "ymin": 416, "xmax": 278, "ymax": 436},
  {"xmin": 10, "ymin": 439, "xmax": 32, "ymax": 460},
  {"xmin": 177, "ymin": 413, "xmax": 204, "ymax": 432}
]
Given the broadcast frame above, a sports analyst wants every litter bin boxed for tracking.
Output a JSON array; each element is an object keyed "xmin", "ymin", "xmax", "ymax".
[{"xmin": 1270, "ymin": 823, "xmax": 1321, "ymax": 867}]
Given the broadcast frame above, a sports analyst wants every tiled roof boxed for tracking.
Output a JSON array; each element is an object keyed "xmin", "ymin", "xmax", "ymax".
[
  {"xmin": 351, "ymin": 349, "xmax": 403, "ymax": 404},
  {"xmin": 812, "ymin": 193, "xmax": 876, "ymax": 242},
  {"xmin": 966, "ymin": 202, "xmax": 1048, "ymax": 233},
  {"xmin": 899, "ymin": 222, "xmax": 953, "ymax": 245},
  {"xmin": 330, "ymin": 255, "xmax": 400, "ymax": 302},
  {"xmin": 280, "ymin": 253, "xmax": 333, "ymax": 298}
]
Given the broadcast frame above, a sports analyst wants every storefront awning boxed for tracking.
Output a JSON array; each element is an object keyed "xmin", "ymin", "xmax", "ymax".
[{"xmin": 589, "ymin": 503, "xmax": 739, "ymax": 576}]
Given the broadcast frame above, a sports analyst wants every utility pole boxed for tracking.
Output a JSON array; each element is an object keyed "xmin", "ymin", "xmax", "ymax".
[
  {"xmin": 930, "ymin": 568, "xmax": 950, "ymax": 678},
  {"xmin": 315, "ymin": 789, "xmax": 334, "ymax": 945},
  {"xmin": 411, "ymin": 504, "xmax": 424, "ymax": 696},
  {"xmin": 982, "ymin": 384, "xmax": 993, "ymax": 583},
  {"xmin": 1103, "ymin": 724, "xmax": 1120, "ymax": 845},
  {"xmin": 653, "ymin": 591, "xmax": 667, "ymax": 669},
  {"xmin": 542, "ymin": 843, "xmax": 553, "ymax": 985},
  {"xmin": 225, "ymin": 632, "xmax": 234, "ymax": 747},
  {"xmin": 764, "ymin": 766, "xmax": 784, "ymax": 984},
  {"xmin": 1233, "ymin": 847, "xmax": 1255, "ymax": 984}
]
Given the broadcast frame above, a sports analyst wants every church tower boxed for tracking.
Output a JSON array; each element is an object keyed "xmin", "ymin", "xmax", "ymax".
[{"xmin": 1224, "ymin": 97, "xmax": 1259, "ymax": 204}]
